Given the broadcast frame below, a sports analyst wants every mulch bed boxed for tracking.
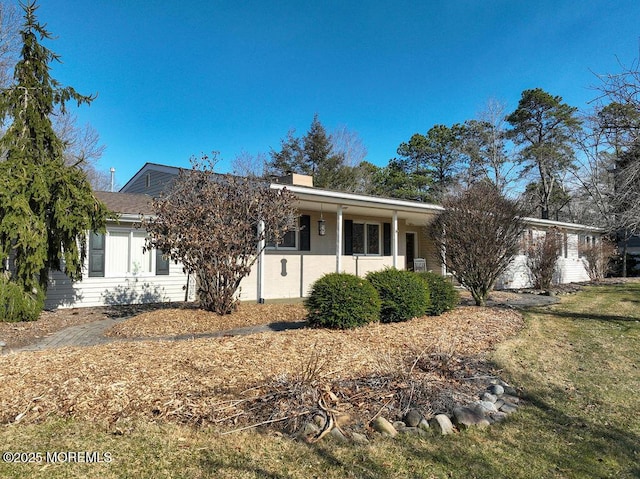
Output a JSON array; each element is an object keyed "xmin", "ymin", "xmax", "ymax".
[
  {"xmin": 0, "ymin": 303, "xmax": 188, "ymax": 349},
  {"xmin": 105, "ymin": 303, "xmax": 308, "ymax": 338},
  {"xmin": 0, "ymin": 305, "xmax": 524, "ymax": 435}
]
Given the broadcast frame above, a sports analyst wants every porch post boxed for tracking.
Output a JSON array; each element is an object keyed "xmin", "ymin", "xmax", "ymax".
[
  {"xmin": 392, "ymin": 210, "xmax": 398, "ymax": 268},
  {"xmin": 257, "ymin": 220, "xmax": 265, "ymax": 303},
  {"xmin": 336, "ymin": 205, "xmax": 343, "ymax": 272}
]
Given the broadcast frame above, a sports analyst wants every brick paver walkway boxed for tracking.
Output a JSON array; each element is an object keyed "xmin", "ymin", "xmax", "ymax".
[{"xmin": 5, "ymin": 317, "xmax": 307, "ymax": 354}]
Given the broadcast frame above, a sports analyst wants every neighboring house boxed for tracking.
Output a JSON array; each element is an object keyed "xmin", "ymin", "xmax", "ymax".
[{"xmin": 43, "ymin": 163, "xmax": 604, "ymax": 308}]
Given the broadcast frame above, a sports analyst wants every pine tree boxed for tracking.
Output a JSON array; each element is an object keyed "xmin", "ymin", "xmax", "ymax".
[
  {"xmin": 0, "ymin": 1, "xmax": 107, "ymax": 309},
  {"xmin": 268, "ymin": 114, "xmax": 355, "ymax": 189}
]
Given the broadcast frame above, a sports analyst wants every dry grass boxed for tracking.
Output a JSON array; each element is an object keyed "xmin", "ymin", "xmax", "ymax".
[{"xmin": 0, "ymin": 306, "xmax": 523, "ymax": 434}]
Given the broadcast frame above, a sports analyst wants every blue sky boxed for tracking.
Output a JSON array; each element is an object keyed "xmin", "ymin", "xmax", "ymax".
[{"xmin": 30, "ymin": 0, "xmax": 640, "ymax": 187}]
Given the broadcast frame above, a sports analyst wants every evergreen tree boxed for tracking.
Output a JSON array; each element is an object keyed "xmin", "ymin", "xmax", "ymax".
[
  {"xmin": 506, "ymin": 88, "xmax": 581, "ymax": 219},
  {"xmin": 0, "ymin": 1, "xmax": 107, "ymax": 306},
  {"xmin": 267, "ymin": 114, "xmax": 355, "ymax": 189},
  {"xmin": 395, "ymin": 124, "xmax": 466, "ymax": 202}
]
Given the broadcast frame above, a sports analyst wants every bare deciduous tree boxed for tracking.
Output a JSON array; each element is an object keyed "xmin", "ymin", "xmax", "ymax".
[
  {"xmin": 459, "ymin": 98, "xmax": 519, "ymax": 193},
  {"xmin": 430, "ymin": 182, "xmax": 527, "ymax": 306},
  {"xmin": 0, "ymin": 1, "xmax": 19, "ymax": 91},
  {"xmin": 329, "ymin": 125, "xmax": 368, "ymax": 167},
  {"xmin": 143, "ymin": 154, "xmax": 297, "ymax": 314},
  {"xmin": 231, "ymin": 149, "xmax": 267, "ymax": 178},
  {"xmin": 54, "ymin": 110, "xmax": 111, "ymax": 190}
]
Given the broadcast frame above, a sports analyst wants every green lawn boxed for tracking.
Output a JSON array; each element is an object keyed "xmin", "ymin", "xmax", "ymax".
[{"xmin": 1, "ymin": 283, "xmax": 639, "ymax": 478}]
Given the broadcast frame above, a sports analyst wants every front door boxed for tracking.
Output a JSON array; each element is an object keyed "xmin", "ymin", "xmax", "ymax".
[{"xmin": 405, "ymin": 233, "xmax": 416, "ymax": 270}]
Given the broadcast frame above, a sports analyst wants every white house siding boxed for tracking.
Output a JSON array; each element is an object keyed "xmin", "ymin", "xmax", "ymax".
[
  {"xmin": 497, "ymin": 230, "xmax": 591, "ymax": 289},
  {"xmin": 45, "ymin": 261, "xmax": 189, "ymax": 309}
]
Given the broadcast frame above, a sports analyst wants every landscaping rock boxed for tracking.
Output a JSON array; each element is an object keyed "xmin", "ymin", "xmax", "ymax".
[
  {"xmin": 494, "ymin": 399, "xmax": 505, "ymax": 410},
  {"xmin": 404, "ymin": 408, "xmax": 423, "ymax": 427},
  {"xmin": 489, "ymin": 384, "xmax": 504, "ymax": 396},
  {"xmin": 500, "ymin": 403, "xmax": 518, "ymax": 414},
  {"xmin": 371, "ymin": 417, "xmax": 398, "ymax": 437},
  {"xmin": 328, "ymin": 427, "xmax": 349, "ymax": 442},
  {"xmin": 418, "ymin": 418, "xmax": 430, "ymax": 432},
  {"xmin": 430, "ymin": 414, "xmax": 455, "ymax": 435},
  {"xmin": 501, "ymin": 394, "xmax": 520, "ymax": 404},
  {"xmin": 481, "ymin": 392, "xmax": 498, "ymax": 403},
  {"xmin": 490, "ymin": 411, "xmax": 509, "ymax": 422},
  {"xmin": 393, "ymin": 420, "xmax": 407, "ymax": 431},
  {"xmin": 477, "ymin": 400, "xmax": 498, "ymax": 413},
  {"xmin": 351, "ymin": 432, "xmax": 369, "ymax": 444},
  {"xmin": 453, "ymin": 407, "xmax": 490, "ymax": 429},
  {"xmin": 502, "ymin": 385, "xmax": 518, "ymax": 396}
]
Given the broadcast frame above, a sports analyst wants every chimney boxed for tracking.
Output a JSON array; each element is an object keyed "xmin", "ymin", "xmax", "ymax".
[{"xmin": 274, "ymin": 172, "xmax": 314, "ymax": 187}]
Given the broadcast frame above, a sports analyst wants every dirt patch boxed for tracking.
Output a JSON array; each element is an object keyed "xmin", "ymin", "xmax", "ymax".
[
  {"xmin": 0, "ymin": 306, "xmax": 523, "ymax": 434},
  {"xmin": 106, "ymin": 303, "xmax": 308, "ymax": 338}
]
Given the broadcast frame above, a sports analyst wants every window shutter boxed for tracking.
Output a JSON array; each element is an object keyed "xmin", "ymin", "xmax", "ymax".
[
  {"xmin": 383, "ymin": 223, "xmax": 391, "ymax": 256},
  {"xmin": 89, "ymin": 232, "xmax": 105, "ymax": 277},
  {"xmin": 344, "ymin": 219, "xmax": 353, "ymax": 255},
  {"xmin": 156, "ymin": 249, "xmax": 170, "ymax": 275},
  {"xmin": 299, "ymin": 215, "xmax": 311, "ymax": 251}
]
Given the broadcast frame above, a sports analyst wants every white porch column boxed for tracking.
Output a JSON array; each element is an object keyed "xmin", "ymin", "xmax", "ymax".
[
  {"xmin": 257, "ymin": 220, "xmax": 265, "ymax": 303},
  {"xmin": 392, "ymin": 210, "xmax": 398, "ymax": 268},
  {"xmin": 336, "ymin": 205, "xmax": 343, "ymax": 272}
]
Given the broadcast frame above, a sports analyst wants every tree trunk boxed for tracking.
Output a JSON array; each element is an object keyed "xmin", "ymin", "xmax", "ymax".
[
  {"xmin": 541, "ymin": 205, "xmax": 549, "ymax": 220},
  {"xmin": 622, "ymin": 237, "xmax": 628, "ymax": 278}
]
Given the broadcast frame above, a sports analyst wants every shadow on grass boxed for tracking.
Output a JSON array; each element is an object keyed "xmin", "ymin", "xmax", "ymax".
[
  {"xmin": 198, "ymin": 450, "xmax": 288, "ymax": 479},
  {"xmin": 516, "ymin": 381, "xmax": 640, "ymax": 478},
  {"xmin": 527, "ymin": 307, "xmax": 640, "ymax": 325}
]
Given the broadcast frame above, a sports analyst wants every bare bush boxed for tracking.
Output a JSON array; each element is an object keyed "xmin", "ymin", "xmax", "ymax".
[
  {"xmin": 430, "ymin": 182, "xmax": 527, "ymax": 306},
  {"xmin": 143, "ymin": 154, "xmax": 297, "ymax": 314},
  {"xmin": 579, "ymin": 238, "xmax": 617, "ymax": 281},
  {"xmin": 525, "ymin": 228, "xmax": 562, "ymax": 289}
]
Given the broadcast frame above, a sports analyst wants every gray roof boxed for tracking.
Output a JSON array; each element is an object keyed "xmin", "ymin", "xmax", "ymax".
[{"xmin": 95, "ymin": 191, "xmax": 155, "ymax": 215}]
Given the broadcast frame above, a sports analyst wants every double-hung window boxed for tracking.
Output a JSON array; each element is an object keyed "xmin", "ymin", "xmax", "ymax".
[{"xmin": 351, "ymin": 222, "xmax": 381, "ymax": 255}]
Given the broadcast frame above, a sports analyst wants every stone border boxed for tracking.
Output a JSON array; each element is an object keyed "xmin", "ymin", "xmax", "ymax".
[{"xmin": 298, "ymin": 379, "xmax": 521, "ymax": 444}]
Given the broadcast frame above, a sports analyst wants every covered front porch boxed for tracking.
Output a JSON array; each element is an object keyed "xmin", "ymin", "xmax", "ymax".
[{"xmin": 245, "ymin": 185, "xmax": 444, "ymax": 302}]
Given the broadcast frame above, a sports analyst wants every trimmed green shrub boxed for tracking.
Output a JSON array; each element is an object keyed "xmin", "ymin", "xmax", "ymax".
[
  {"xmin": 366, "ymin": 268, "xmax": 431, "ymax": 323},
  {"xmin": 417, "ymin": 271, "xmax": 460, "ymax": 315},
  {"xmin": 305, "ymin": 273, "xmax": 381, "ymax": 329},
  {"xmin": 0, "ymin": 276, "xmax": 44, "ymax": 322}
]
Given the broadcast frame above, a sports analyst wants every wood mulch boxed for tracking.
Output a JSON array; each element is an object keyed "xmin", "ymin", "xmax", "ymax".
[
  {"xmin": 0, "ymin": 303, "xmax": 184, "ymax": 349},
  {"xmin": 105, "ymin": 303, "xmax": 308, "ymax": 338},
  {"xmin": 0, "ymin": 303, "xmax": 524, "ymax": 434}
]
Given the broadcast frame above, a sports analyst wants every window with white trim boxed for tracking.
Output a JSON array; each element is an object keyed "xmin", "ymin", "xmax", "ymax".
[
  {"xmin": 352, "ymin": 222, "xmax": 381, "ymax": 255},
  {"xmin": 88, "ymin": 230, "xmax": 166, "ymax": 277}
]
